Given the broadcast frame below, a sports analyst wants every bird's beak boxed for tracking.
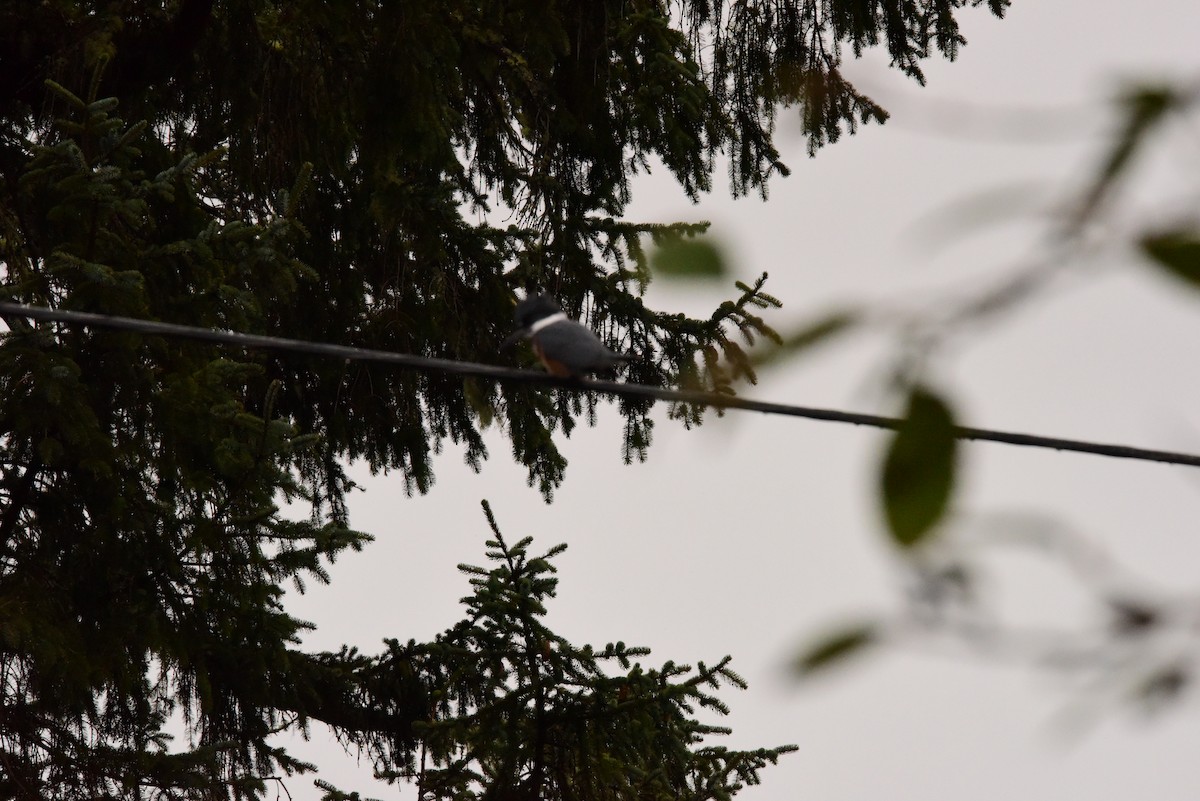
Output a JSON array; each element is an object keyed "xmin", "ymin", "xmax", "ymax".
[{"xmin": 500, "ymin": 328, "xmax": 528, "ymax": 352}]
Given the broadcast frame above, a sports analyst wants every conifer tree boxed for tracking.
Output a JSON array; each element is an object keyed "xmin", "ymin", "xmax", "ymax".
[
  {"xmin": 0, "ymin": 1, "xmax": 1011, "ymax": 797},
  {"xmin": 316, "ymin": 502, "xmax": 796, "ymax": 801}
]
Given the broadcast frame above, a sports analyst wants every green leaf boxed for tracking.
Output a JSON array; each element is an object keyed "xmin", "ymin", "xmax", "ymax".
[
  {"xmin": 751, "ymin": 310, "xmax": 857, "ymax": 366},
  {"xmin": 881, "ymin": 386, "xmax": 958, "ymax": 548},
  {"xmin": 1141, "ymin": 230, "xmax": 1200, "ymax": 288},
  {"xmin": 794, "ymin": 624, "xmax": 878, "ymax": 676},
  {"xmin": 650, "ymin": 236, "xmax": 727, "ymax": 279}
]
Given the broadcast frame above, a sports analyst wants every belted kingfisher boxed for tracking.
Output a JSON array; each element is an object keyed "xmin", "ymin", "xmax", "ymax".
[{"xmin": 502, "ymin": 293, "xmax": 634, "ymax": 378}]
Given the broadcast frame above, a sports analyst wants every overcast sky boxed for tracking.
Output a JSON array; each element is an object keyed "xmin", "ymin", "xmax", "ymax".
[{"xmin": 282, "ymin": 3, "xmax": 1200, "ymax": 799}]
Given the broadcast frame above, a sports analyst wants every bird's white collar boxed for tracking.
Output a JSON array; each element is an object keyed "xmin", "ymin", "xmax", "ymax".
[{"xmin": 528, "ymin": 311, "xmax": 568, "ymax": 335}]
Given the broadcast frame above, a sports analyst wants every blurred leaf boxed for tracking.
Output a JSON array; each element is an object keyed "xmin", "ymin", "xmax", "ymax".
[
  {"xmin": 881, "ymin": 387, "xmax": 958, "ymax": 548},
  {"xmin": 650, "ymin": 236, "xmax": 727, "ymax": 280},
  {"xmin": 906, "ymin": 180, "xmax": 1049, "ymax": 254},
  {"xmin": 1108, "ymin": 597, "xmax": 1160, "ymax": 637},
  {"xmin": 911, "ymin": 560, "xmax": 974, "ymax": 609},
  {"xmin": 1074, "ymin": 85, "xmax": 1177, "ymax": 226},
  {"xmin": 1140, "ymin": 230, "xmax": 1200, "ymax": 289},
  {"xmin": 752, "ymin": 310, "xmax": 857, "ymax": 366},
  {"xmin": 1134, "ymin": 664, "xmax": 1189, "ymax": 711},
  {"xmin": 794, "ymin": 623, "xmax": 878, "ymax": 677}
]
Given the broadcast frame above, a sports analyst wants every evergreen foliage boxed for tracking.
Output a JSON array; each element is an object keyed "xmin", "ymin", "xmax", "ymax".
[
  {"xmin": 316, "ymin": 502, "xmax": 796, "ymax": 801},
  {"xmin": 0, "ymin": 1, "xmax": 1009, "ymax": 797}
]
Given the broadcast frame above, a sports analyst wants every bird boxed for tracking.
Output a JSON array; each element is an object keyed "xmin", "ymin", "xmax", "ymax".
[{"xmin": 501, "ymin": 293, "xmax": 635, "ymax": 378}]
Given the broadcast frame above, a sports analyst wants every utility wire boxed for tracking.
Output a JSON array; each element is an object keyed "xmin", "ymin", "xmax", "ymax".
[{"xmin": 2, "ymin": 300, "xmax": 1198, "ymax": 469}]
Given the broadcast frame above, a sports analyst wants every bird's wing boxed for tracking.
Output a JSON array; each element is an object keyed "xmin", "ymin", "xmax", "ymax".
[{"xmin": 536, "ymin": 322, "xmax": 625, "ymax": 372}]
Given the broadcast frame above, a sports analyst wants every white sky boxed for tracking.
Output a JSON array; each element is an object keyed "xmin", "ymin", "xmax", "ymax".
[{"xmin": 281, "ymin": 2, "xmax": 1200, "ymax": 799}]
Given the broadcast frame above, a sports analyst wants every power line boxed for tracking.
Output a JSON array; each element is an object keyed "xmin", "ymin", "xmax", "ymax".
[{"xmin": 2, "ymin": 300, "xmax": 1198, "ymax": 469}]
